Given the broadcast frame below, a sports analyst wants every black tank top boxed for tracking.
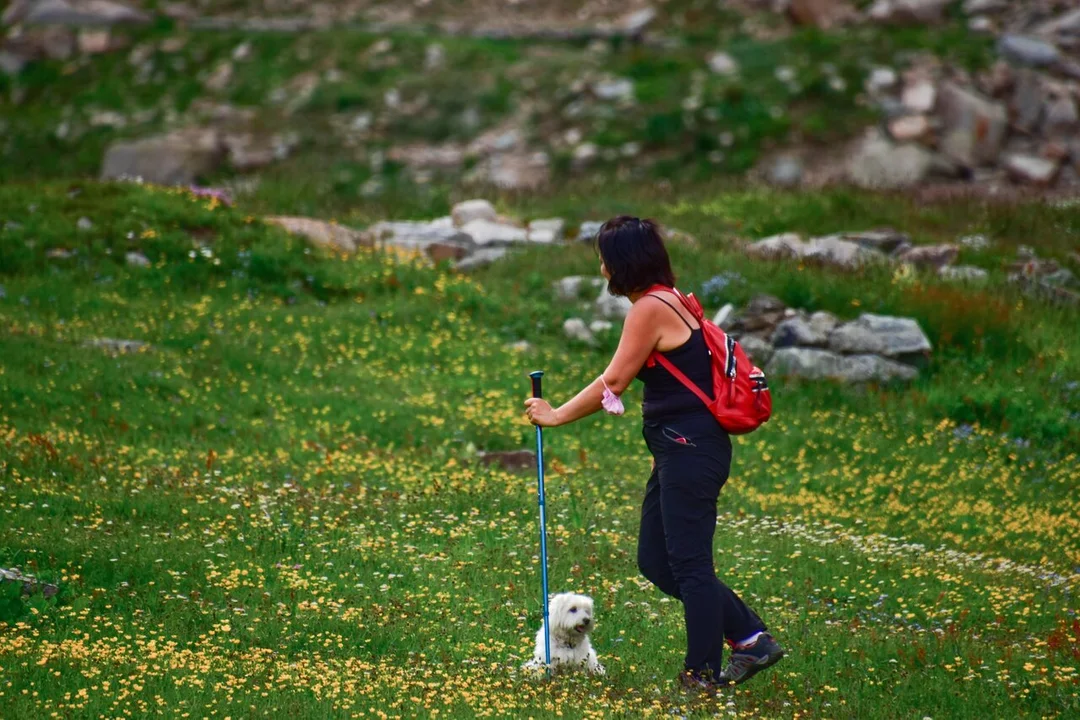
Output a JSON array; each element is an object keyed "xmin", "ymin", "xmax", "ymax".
[{"xmin": 636, "ymin": 295, "xmax": 714, "ymax": 420}]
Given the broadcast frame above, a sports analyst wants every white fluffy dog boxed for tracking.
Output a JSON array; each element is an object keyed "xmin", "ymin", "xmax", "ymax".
[{"xmin": 523, "ymin": 592, "xmax": 605, "ymax": 675}]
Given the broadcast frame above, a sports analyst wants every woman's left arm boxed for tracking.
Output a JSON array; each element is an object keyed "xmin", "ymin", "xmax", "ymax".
[{"xmin": 525, "ymin": 300, "xmax": 660, "ymax": 427}]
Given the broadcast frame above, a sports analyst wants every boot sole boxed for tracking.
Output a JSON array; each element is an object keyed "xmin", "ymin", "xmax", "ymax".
[{"xmin": 721, "ymin": 649, "xmax": 785, "ymax": 687}]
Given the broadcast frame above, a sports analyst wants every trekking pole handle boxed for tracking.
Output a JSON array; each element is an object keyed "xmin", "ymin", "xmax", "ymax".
[{"xmin": 530, "ymin": 370, "xmax": 544, "ymax": 399}]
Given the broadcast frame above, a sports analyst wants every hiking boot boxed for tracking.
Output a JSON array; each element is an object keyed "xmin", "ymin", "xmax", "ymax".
[
  {"xmin": 717, "ymin": 633, "xmax": 784, "ymax": 686},
  {"xmin": 677, "ymin": 669, "xmax": 719, "ymax": 695}
]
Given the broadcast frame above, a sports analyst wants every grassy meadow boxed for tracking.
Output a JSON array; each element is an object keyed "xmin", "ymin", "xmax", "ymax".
[{"xmin": 1, "ymin": 180, "xmax": 1079, "ymax": 719}]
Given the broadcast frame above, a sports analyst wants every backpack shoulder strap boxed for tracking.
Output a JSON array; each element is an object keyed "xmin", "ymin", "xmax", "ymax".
[{"xmin": 643, "ymin": 294, "xmax": 696, "ymax": 332}]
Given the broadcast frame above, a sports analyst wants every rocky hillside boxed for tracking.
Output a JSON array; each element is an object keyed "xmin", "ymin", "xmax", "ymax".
[{"xmin": 4, "ymin": 0, "xmax": 1078, "ymax": 207}]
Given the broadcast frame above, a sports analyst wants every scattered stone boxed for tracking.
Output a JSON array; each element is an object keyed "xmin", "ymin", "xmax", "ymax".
[
  {"xmin": 901, "ymin": 79, "xmax": 936, "ymax": 114},
  {"xmin": 76, "ymin": 217, "xmax": 93, "ymax": 231},
  {"xmin": 451, "ymin": 199, "xmax": 497, "ymax": 227},
  {"xmin": 939, "ymin": 265, "xmax": 989, "ymax": 283},
  {"xmin": 998, "ymin": 34, "xmax": 1060, "ymax": 67},
  {"xmin": 737, "ymin": 295, "xmax": 787, "ymax": 333},
  {"xmin": 77, "ymin": 28, "xmax": 113, "ymax": 54},
  {"xmin": 577, "ymin": 221, "xmax": 604, "ymax": 244},
  {"xmin": 268, "ymin": 217, "xmax": 367, "ymax": 254},
  {"xmin": 1043, "ymin": 96, "xmax": 1078, "ymax": 138},
  {"xmin": 424, "ymin": 43, "xmax": 445, "ymax": 71},
  {"xmin": 223, "ymin": 132, "xmax": 296, "ymax": 172},
  {"xmin": 361, "ymin": 220, "xmax": 474, "ymax": 255},
  {"xmin": 828, "ymin": 314, "xmax": 931, "ymax": 358},
  {"xmin": 46, "ymin": 248, "xmax": 74, "ymax": 259},
  {"xmin": 483, "ymin": 151, "xmax": 551, "ymax": 191},
  {"xmin": 767, "ymin": 347, "xmax": 917, "ymax": 382},
  {"xmin": 460, "ymin": 219, "xmax": 527, "ymax": 246},
  {"xmin": 24, "ymin": 0, "xmax": 150, "ymax": 27},
  {"xmin": 527, "ymin": 218, "xmax": 565, "ymax": 244},
  {"xmin": 896, "ymin": 243, "xmax": 959, "ymax": 269},
  {"xmin": 476, "ymin": 450, "xmax": 536, "ymax": 472},
  {"xmin": 563, "ymin": 317, "xmax": 595, "ymax": 345},
  {"xmin": 746, "ymin": 232, "xmax": 806, "ymax": 259},
  {"xmin": 738, "ymin": 335, "xmax": 774, "ymax": 367},
  {"xmin": 772, "ymin": 315, "xmax": 828, "ymax": 348},
  {"xmin": 712, "ymin": 303, "xmax": 736, "ymax": 329},
  {"xmin": 454, "ymin": 247, "xmax": 509, "ymax": 272},
  {"xmin": 868, "ymin": 0, "xmax": 950, "ymax": 25},
  {"xmin": 204, "ymin": 61, "xmax": 233, "ymax": 93},
  {"xmin": 593, "ymin": 77, "xmax": 635, "ymax": 103},
  {"xmin": 767, "ymin": 156, "xmax": 804, "ymax": 188},
  {"xmin": 1003, "ymin": 153, "xmax": 1060, "ymax": 185},
  {"xmin": 42, "ymin": 26, "xmax": 76, "ymax": 60},
  {"xmin": 426, "ymin": 241, "xmax": 471, "ymax": 264},
  {"xmin": 619, "ymin": 6, "xmax": 658, "ymax": 36},
  {"xmin": 572, "ymin": 142, "xmax": 599, "ymax": 169},
  {"xmin": 595, "ymin": 287, "xmax": 632, "ymax": 320},
  {"xmin": 0, "ymin": 568, "xmax": 59, "ymax": 599},
  {"xmin": 789, "ymin": 0, "xmax": 849, "ymax": 29},
  {"xmin": 829, "ymin": 229, "xmax": 911, "ymax": 255},
  {"xmin": 125, "ymin": 251, "xmax": 150, "ymax": 267},
  {"xmin": 804, "ymin": 236, "xmax": 884, "ymax": 269},
  {"xmin": 590, "ymin": 320, "xmax": 614, "ymax": 334},
  {"xmin": 936, "ymin": 82, "xmax": 1008, "ymax": 168},
  {"xmin": 1011, "ymin": 70, "xmax": 1045, "ymax": 133},
  {"xmin": 707, "ymin": 51, "xmax": 739, "ymax": 76},
  {"xmin": 959, "ymin": 234, "xmax": 991, "ymax": 251},
  {"xmin": 888, "ymin": 114, "xmax": 930, "ymax": 142},
  {"xmin": 0, "ymin": 47, "xmax": 31, "ymax": 76},
  {"xmin": 554, "ymin": 276, "xmax": 605, "ymax": 301},
  {"xmin": 847, "ymin": 130, "xmax": 934, "ymax": 189},
  {"xmin": 101, "ymin": 128, "xmax": 224, "ymax": 186},
  {"xmin": 866, "ymin": 67, "xmax": 898, "ymax": 95},
  {"xmin": 963, "ymin": 0, "xmax": 1007, "ymax": 12},
  {"xmin": 84, "ymin": 337, "xmax": 150, "ymax": 354}
]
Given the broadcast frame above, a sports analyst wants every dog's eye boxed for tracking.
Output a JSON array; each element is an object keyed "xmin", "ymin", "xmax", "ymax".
[{"xmin": 570, "ymin": 607, "xmax": 577, "ymax": 613}]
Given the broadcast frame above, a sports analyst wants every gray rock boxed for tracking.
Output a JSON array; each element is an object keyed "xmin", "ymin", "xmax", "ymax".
[
  {"xmin": 963, "ymin": 0, "xmax": 1007, "ymax": 12},
  {"xmin": 804, "ymin": 236, "xmax": 884, "ymax": 269},
  {"xmin": 125, "ymin": 251, "xmax": 150, "ymax": 267},
  {"xmin": 998, "ymin": 34, "xmax": 1060, "ymax": 67},
  {"xmin": 746, "ymin": 232, "xmax": 806, "ymax": 259},
  {"xmin": 1043, "ymin": 96, "xmax": 1079, "ymax": 138},
  {"xmin": 563, "ymin": 317, "xmax": 595, "ymax": 345},
  {"xmin": 901, "ymin": 80, "xmax": 936, "ymax": 114},
  {"xmin": 572, "ymin": 142, "xmax": 599, "ymax": 169},
  {"xmin": 866, "ymin": 67, "xmax": 898, "ymax": 95},
  {"xmin": 767, "ymin": 347, "xmax": 918, "ymax": 383},
  {"xmin": 101, "ymin": 128, "xmax": 224, "ymax": 186},
  {"xmin": 896, "ymin": 243, "xmax": 959, "ymax": 269},
  {"xmin": 847, "ymin": 130, "xmax": 934, "ymax": 189},
  {"xmin": 1034, "ymin": 9, "xmax": 1080, "ymax": 37},
  {"xmin": 939, "ymin": 265, "xmax": 989, "ymax": 283},
  {"xmin": 360, "ymin": 220, "xmax": 474, "ymax": 255},
  {"xmin": 772, "ymin": 315, "xmax": 828, "ymax": 348},
  {"xmin": 527, "ymin": 218, "xmax": 565, "ymax": 244},
  {"xmin": 460, "ymin": 219, "xmax": 528, "ymax": 246},
  {"xmin": 76, "ymin": 217, "xmax": 93, "ymax": 231},
  {"xmin": 825, "ymin": 229, "xmax": 910, "ymax": 255},
  {"xmin": 595, "ymin": 287, "xmax": 633, "ymax": 319},
  {"xmin": 959, "ymin": 234, "xmax": 991, "ymax": 251},
  {"xmin": 1003, "ymin": 154, "xmax": 1060, "ymax": 185},
  {"xmin": 454, "ymin": 247, "xmax": 510, "ymax": 272},
  {"xmin": 483, "ymin": 151, "xmax": 551, "ymax": 191},
  {"xmin": 809, "ymin": 311, "xmax": 840, "ymax": 338},
  {"xmin": 24, "ymin": 0, "xmax": 150, "ymax": 27},
  {"xmin": 424, "ymin": 43, "xmax": 445, "ymax": 71},
  {"xmin": 737, "ymin": 295, "xmax": 788, "ymax": 333},
  {"xmin": 84, "ymin": 337, "xmax": 150, "ymax": 353},
  {"xmin": 0, "ymin": 48, "xmax": 31, "ymax": 76},
  {"xmin": 578, "ymin": 221, "xmax": 604, "ymax": 243},
  {"xmin": 554, "ymin": 275, "xmax": 605, "ymax": 301},
  {"xmin": 888, "ymin": 115, "xmax": 930, "ymax": 142},
  {"xmin": 0, "ymin": 568, "xmax": 59, "ymax": 599},
  {"xmin": 828, "ymin": 313, "xmax": 931, "ymax": 357},
  {"xmin": 1011, "ymin": 70, "xmax": 1045, "ymax": 133},
  {"xmin": 712, "ymin": 303, "xmax": 736, "ymax": 329},
  {"xmin": 451, "ymin": 199, "xmax": 497, "ymax": 227},
  {"xmin": 738, "ymin": 335, "xmax": 774, "ymax": 367},
  {"xmin": 936, "ymin": 82, "xmax": 1008, "ymax": 168},
  {"xmin": 589, "ymin": 320, "xmax": 614, "ymax": 334},
  {"xmin": 768, "ymin": 156, "xmax": 804, "ymax": 188},
  {"xmin": 868, "ymin": 0, "xmax": 951, "ymax": 24},
  {"xmin": 593, "ymin": 77, "xmax": 635, "ymax": 103},
  {"xmin": 619, "ymin": 6, "xmax": 658, "ymax": 36},
  {"xmin": 707, "ymin": 51, "xmax": 739, "ymax": 76}
]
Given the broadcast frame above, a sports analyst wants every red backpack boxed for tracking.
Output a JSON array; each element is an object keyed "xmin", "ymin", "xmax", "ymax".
[{"xmin": 644, "ymin": 285, "xmax": 772, "ymax": 435}]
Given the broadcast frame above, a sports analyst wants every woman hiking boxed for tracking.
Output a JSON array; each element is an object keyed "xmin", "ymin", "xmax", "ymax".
[{"xmin": 523, "ymin": 216, "xmax": 784, "ymax": 691}]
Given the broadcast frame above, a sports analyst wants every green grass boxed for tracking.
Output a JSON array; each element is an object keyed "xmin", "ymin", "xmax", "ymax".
[{"xmin": 0, "ymin": 181, "xmax": 1077, "ymax": 718}]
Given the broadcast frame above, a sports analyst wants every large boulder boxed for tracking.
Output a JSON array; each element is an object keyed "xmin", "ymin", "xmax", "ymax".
[
  {"xmin": 101, "ymin": 129, "xmax": 224, "ymax": 186},
  {"xmin": 828, "ymin": 314, "xmax": 931, "ymax": 358},
  {"xmin": 771, "ymin": 315, "xmax": 828, "ymax": 348},
  {"xmin": 936, "ymin": 82, "xmax": 1008, "ymax": 168},
  {"xmin": 739, "ymin": 335, "xmax": 774, "ymax": 367},
  {"xmin": 527, "ymin": 218, "xmax": 565, "ymax": 244},
  {"xmin": 451, "ymin": 199, "xmax": 497, "ymax": 227},
  {"xmin": 460, "ymin": 219, "xmax": 528, "ymax": 246},
  {"xmin": 895, "ymin": 243, "xmax": 959, "ymax": 269},
  {"xmin": 454, "ymin": 247, "xmax": 510, "ymax": 272},
  {"xmin": 804, "ymin": 235, "xmax": 886, "ymax": 269},
  {"xmin": 767, "ymin": 348, "xmax": 918, "ymax": 383},
  {"xmin": 746, "ymin": 232, "xmax": 806, "ymax": 259},
  {"xmin": 847, "ymin": 130, "xmax": 934, "ymax": 189},
  {"xmin": 735, "ymin": 294, "xmax": 787, "ymax": 333}
]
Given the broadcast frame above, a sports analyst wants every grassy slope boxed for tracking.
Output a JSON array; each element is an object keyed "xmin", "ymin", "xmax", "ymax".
[{"xmin": 0, "ymin": 182, "xmax": 1078, "ymax": 718}]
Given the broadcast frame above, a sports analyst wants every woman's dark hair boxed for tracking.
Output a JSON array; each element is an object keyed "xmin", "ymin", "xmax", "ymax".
[{"xmin": 595, "ymin": 216, "xmax": 676, "ymax": 297}]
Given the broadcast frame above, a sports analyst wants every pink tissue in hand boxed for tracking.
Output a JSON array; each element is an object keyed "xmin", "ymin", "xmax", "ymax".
[{"xmin": 601, "ymin": 379, "xmax": 625, "ymax": 415}]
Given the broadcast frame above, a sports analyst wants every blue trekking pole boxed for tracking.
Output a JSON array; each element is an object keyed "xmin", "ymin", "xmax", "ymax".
[{"xmin": 529, "ymin": 370, "xmax": 552, "ymax": 674}]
